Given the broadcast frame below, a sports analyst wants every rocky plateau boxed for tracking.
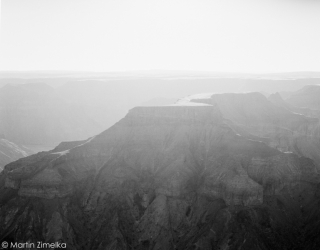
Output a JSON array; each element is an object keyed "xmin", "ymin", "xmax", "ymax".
[{"xmin": 1, "ymin": 89, "xmax": 320, "ymax": 249}]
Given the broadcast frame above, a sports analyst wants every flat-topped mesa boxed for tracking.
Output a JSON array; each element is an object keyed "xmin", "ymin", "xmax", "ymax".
[
  {"xmin": 189, "ymin": 92, "xmax": 319, "ymax": 130},
  {"xmin": 122, "ymin": 104, "xmax": 223, "ymax": 126},
  {"xmin": 182, "ymin": 92, "xmax": 320, "ymax": 161}
]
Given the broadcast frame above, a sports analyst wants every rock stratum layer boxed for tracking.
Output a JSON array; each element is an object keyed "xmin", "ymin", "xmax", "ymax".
[{"xmin": 1, "ymin": 95, "xmax": 320, "ymax": 249}]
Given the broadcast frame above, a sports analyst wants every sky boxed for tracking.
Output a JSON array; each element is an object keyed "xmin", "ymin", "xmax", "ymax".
[{"xmin": 0, "ymin": 0, "xmax": 320, "ymax": 73}]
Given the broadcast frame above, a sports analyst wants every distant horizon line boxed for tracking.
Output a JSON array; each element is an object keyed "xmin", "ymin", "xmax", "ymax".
[{"xmin": 1, "ymin": 69, "xmax": 320, "ymax": 75}]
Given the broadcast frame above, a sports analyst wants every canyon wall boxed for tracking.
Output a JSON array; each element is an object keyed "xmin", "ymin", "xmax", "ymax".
[{"xmin": 1, "ymin": 97, "xmax": 320, "ymax": 249}]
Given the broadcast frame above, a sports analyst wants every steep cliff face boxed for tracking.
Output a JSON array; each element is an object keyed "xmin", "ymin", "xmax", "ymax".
[
  {"xmin": 188, "ymin": 93, "xmax": 320, "ymax": 169},
  {"xmin": 286, "ymin": 85, "xmax": 320, "ymax": 110},
  {"xmin": 269, "ymin": 92, "xmax": 320, "ymax": 120},
  {"xmin": 1, "ymin": 104, "xmax": 320, "ymax": 249}
]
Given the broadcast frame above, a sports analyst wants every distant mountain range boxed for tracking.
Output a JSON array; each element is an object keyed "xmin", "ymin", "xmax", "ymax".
[
  {"xmin": 0, "ymin": 73, "xmax": 319, "ymax": 143},
  {"xmin": 1, "ymin": 70, "xmax": 320, "ymax": 79},
  {"xmin": 0, "ymin": 72, "xmax": 319, "ymax": 180}
]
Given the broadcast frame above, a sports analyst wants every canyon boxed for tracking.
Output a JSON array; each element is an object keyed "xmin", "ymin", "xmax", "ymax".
[
  {"xmin": 2, "ymin": 86, "xmax": 320, "ymax": 249},
  {"xmin": 0, "ymin": 83, "xmax": 102, "ymax": 147}
]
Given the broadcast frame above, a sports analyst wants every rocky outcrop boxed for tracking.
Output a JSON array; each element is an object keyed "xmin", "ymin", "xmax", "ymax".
[
  {"xmin": 188, "ymin": 93, "xmax": 320, "ymax": 170},
  {"xmin": 1, "ymin": 102, "xmax": 320, "ymax": 249}
]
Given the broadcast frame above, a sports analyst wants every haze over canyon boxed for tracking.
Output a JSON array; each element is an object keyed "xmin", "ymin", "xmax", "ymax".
[{"xmin": 1, "ymin": 71, "xmax": 320, "ymax": 249}]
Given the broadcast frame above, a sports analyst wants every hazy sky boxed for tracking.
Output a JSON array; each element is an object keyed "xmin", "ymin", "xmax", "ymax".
[{"xmin": 0, "ymin": 0, "xmax": 320, "ymax": 73}]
